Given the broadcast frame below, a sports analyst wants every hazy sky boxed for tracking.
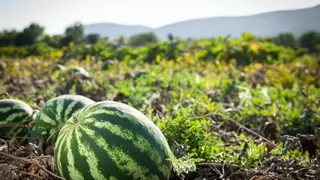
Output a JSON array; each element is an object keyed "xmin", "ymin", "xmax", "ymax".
[{"xmin": 1, "ymin": 0, "xmax": 320, "ymax": 34}]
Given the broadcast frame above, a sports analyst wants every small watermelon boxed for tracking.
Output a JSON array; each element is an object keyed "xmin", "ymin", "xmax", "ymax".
[
  {"xmin": 0, "ymin": 99, "xmax": 34, "ymax": 138},
  {"xmin": 52, "ymin": 64, "xmax": 66, "ymax": 72},
  {"xmin": 102, "ymin": 60, "xmax": 114, "ymax": 70},
  {"xmin": 55, "ymin": 100, "xmax": 173, "ymax": 180},
  {"xmin": 67, "ymin": 67, "xmax": 90, "ymax": 80},
  {"xmin": 33, "ymin": 94, "xmax": 95, "ymax": 144}
]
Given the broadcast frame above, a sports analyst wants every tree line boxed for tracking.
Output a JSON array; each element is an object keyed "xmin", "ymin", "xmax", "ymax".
[
  {"xmin": 0, "ymin": 22, "xmax": 319, "ymax": 53},
  {"xmin": 0, "ymin": 22, "xmax": 158, "ymax": 48}
]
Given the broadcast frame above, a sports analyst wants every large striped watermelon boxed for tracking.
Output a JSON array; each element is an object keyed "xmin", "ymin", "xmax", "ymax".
[
  {"xmin": 0, "ymin": 99, "xmax": 34, "ymax": 138},
  {"xmin": 33, "ymin": 95, "xmax": 95, "ymax": 144},
  {"xmin": 55, "ymin": 101, "xmax": 173, "ymax": 180}
]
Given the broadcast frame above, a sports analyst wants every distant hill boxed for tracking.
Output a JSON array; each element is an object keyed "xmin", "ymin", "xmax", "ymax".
[
  {"xmin": 84, "ymin": 4, "xmax": 320, "ymax": 40},
  {"xmin": 84, "ymin": 23, "xmax": 152, "ymax": 39}
]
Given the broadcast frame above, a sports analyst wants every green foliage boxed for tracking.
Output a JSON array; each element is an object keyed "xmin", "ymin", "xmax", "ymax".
[
  {"xmin": 41, "ymin": 35, "xmax": 62, "ymax": 48},
  {"xmin": 232, "ymin": 85, "xmax": 320, "ymax": 136},
  {"xmin": 168, "ymin": 152, "xmax": 203, "ymax": 178},
  {"xmin": 0, "ymin": 30, "xmax": 17, "ymax": 46},
  {"xmin": 15, "ymin": 23, "xmax": 45, "ymax": 46},
  {"xmin": 115, "ymin": 35, "xmax": 127, "ymax": 46},
  {"xmin": 86, "ymin": 33, "xmax": 100, "ymax": 45},
  {"xmin": 1, "ymin": 31, "xmax": 319, "ymax": 174},
  {"xmin": 299, "ymin": 31, "xmax": 320, "ymax": 53},
  {"xmin": 272, "ymin": 33, "xmax": 297, "ymax": 49},
  {"xmin": 232, "ymin": 139, "xmax": 267, "ymax": 168},
  {"xmin": 128, "ymin": 32, "xmax": 159, "ymax": 47},
  {"xmin": 283, "ymin": 149, "xmax": 310, "ymax": 166},
  {"xmin": 157, "ymin": 107, "xmax": 225, "ymax": 160},
  {"xmin": 60, "ymin": 22, "xmax": 85, "ymax": 46}
]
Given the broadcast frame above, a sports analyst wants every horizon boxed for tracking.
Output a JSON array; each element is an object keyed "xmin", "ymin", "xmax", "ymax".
[
  {"xmin": 85, "ymin": 3, "xmax": 320, "ymax": 27},
  {"xmin": 1, "ymin": 0, "xmax": 320, "ymax": 35}
]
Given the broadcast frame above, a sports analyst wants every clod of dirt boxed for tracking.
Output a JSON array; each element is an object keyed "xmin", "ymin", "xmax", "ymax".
[{"xmin": 297, "ymin": 134, "xmax": 318, "ymax": 157}]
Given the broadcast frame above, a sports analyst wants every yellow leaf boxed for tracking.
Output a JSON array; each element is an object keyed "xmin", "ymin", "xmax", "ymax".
[
  {"xmin": 272, "ymin": 103, "xmax": 277, "ymax": 117},
  {"xmin": 156, "ymin": 55, "xmax": 161, "ymax": 62},
  {"xmin": 249, "ymin": 43, "xmax": 259, "ymax": 53},
  {"xmin": 239, "ymin": 133, "xmax": 246, "ymax": 141},
  {"xmin": 85, "ymin": 55, "xmax": 91, "ymax": 64},
  {"xmin": 167, "ymin": 60, "xmax": 174, "ymax": 66},
  {"xmin": 176, "ymin": 56, "xmax": 183, "ymax": 63},
  {"xmin": 187, "ymin": 57, "xmax": 195, "ymax": 64}
]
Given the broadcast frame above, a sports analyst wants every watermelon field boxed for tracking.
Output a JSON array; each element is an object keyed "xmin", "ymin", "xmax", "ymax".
[{"xmin": 0, "ymin": 33, "xmax": 320, "ymax": 180}]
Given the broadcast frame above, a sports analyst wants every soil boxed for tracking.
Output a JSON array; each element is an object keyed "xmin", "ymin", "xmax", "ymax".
[{"xmin": 1, "ymin": 132, "xmax": 319, "ymax": 180}]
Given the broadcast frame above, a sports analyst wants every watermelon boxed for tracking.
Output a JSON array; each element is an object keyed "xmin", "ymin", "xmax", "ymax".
[
  {"xmin": 33, "ymin": 94, "xmax": 95, "ymax": 144},
  {"xmin": 52, "ymin": 64, "xmax": 66, "ymax": 72},
  {"xmin": 0, "ymin": 99, "xmax": 34, "ymax": 138},
  {"xmin": 55, "ymin": 101, "xmax": 173, "ymax": 180},
  {"xmin": 102, "ymin": 60, "xmax": 114, "ymax": 70},
  {"xmin": 67, "ymin": 67, "xmax": 90, "ymax": 80}
]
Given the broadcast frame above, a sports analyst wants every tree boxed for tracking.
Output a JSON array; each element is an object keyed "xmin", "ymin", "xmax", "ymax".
[
  {"xmin": 168, "ymin": 33, "xmax": 174, "ymax": 42},
  {"xmin": 42, "ymin": 34, "xmax": 62, "ymax": 48},
  {"xmin": 116, "ymin": 36, "xmax": 126, "ymax": 45},
  {"xmin": 14, "ymin": 23, "xmax": 44, "ymax": 46},
  {"xmin": 166, "ymin": 33, "xmax": 180, "ymax": 60},
  {"xmin": 299, "ymin": 31, "xmax": 320, "ymax": 53},
  {"xmin": 60, "ymin": 22, "xmax": 84, "ymax": 46},
  {"xmin": 86, "ymin": 33, "xmax": 100, "ymax": 45},
  {"xmin": 241, "ymin": 32, "xmax": 256, "ymax": 41},
  {"xmin": 128, "ymin": 32, "xmax": 158, "ymax": 47},
  {"xmin": 112, "ymin": 36, "xmax": 127, "ymax": 49},
  {"xmin": 262, "ymin": 37, "xmax": 274, "ymax": 43},
  {"xmin": 272, "ymin": 33, "xmax": 297, "ymax": 49},
  {"xmin": 0, "ymin": 30, "xmax": 17, "ymax": 46}
]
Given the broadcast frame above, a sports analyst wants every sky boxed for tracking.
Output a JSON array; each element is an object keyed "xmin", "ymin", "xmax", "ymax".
[{"xmin": 0, "ymin": 0, "xmax": 320, "ymax": 35}]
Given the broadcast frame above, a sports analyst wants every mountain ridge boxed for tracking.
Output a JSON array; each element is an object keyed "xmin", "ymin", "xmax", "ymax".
[
  {"xmin": 84, "ymin": 4, "xmax": 320, "ymax": 40},
  {"xmin": 155, "ymin": 4, "xmax": 320, "ymax": 28}
]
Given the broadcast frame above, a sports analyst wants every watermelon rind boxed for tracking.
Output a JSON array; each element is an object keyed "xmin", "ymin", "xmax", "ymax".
[
  {"xmin": 32, "ymin": 94, "xmax": 95, "ymax": 144},
  {"xmin": 0, "ymin": 99, "xmax": 34, "ymax": 138}
]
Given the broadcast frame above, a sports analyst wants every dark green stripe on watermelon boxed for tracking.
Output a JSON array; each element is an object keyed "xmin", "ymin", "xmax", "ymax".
[
  {"xmin": 0, "ymin": 99, "xmax": 33, "ymax": 138},
  {"xmin": 59, "ymin": 132, "xmax": 73, "ymax": 180},
  {"xmin": 1, "ymin": 109, "xmax": 30, "ymax": 123},
  {"xmin": 71, "ymin": 132, "xmax": 94, "ymax": 180}
]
